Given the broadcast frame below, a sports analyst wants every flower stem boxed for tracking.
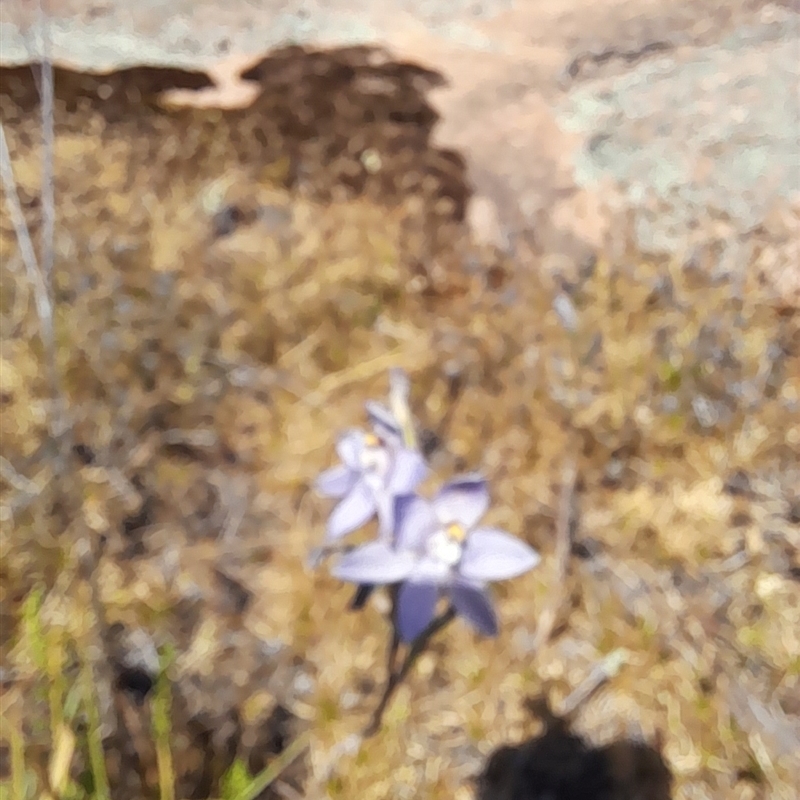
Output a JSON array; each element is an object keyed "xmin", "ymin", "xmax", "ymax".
[
  {"xmin": 349, "ymin": 583, "xmax": 375, "ymax": 610},
  {"xmin": 364, "ymin": 605, "xmax": 457, "ymax": 737}
]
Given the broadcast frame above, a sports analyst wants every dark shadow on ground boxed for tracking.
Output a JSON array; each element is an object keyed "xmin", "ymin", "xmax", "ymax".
[{"xmin": 476, "ymin": 697, "xmax": 672, "ymax": 800}]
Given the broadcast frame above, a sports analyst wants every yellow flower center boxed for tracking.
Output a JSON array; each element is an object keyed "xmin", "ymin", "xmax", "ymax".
[
  {"xmin": 360, "ymin": 433, "xmax": 389, "ymax": 476},
  {"xmin": 446, "ymin": 522, "xmax": 466, "ymax": 543}
]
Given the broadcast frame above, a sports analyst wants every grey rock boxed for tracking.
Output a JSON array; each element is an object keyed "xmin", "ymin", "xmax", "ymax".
[{"xmin": 559, "ymin": 15, "xmax": 800, "ymax": 254}]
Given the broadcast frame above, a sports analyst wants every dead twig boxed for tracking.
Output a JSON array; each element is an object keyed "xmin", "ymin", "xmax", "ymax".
[
  {"xmin": 0, "ymin": 7, "xmax": 70, "ymax": 458},
  {"xmin": 559, "ymin": 648, "xmax": 629, "ymax": 718},
  {"xmin": 38, "ymin": 5, "xmax": 55, "ymax": 290},
  {"xmin": 0, "ymin": 126, "xmax": 52, "ymax": 334}
]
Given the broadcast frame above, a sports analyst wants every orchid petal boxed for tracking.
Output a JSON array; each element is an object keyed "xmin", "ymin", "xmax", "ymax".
[
  {"xmin": 397, "ymin": 581, "xmax": 438, "ymax": 642},
  {"xmin": 414, "ymin": 554, "xmax": 453, "ymax": 584},
  {"xmin": 325, "ymin": 481, "xmax": 376, "ymax": 541},
  {"xmin": 374, "ymin": 490, "xmax": 398, "ymax": 540},
  {"xmin": 331, "ymin": 541, "xmax": 416, "ymax": 584},
  {"xmin": 387, "ymin": 448, "xmax": 428, "ymax": 495},
  {"xmin": 315, "ymin": 464, "xmax": 358, "ymax": 498},
  {"xmin": 459, "ymin": 527, "xmax": 541, "ymax": 582},
  {"xmin": 450, "ymin": 580, "xmax": 498, "ymax": 636},
  {"xmin": 365, "ymin": 400, "xmax": 403, "ymax": 442},
  {"xmin": 394, "ymin": 494, "xmax": 439, "ymax": 551},
  {"xmin": 433, "ymin": 474, "xmax": 489, "ymax": 528},
  {"xmin": 335, "ymin": 430, "xmax": 366, "ymax": 468}
]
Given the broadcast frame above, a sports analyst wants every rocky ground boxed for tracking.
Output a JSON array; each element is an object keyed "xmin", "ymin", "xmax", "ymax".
[
  {"xmin": 2, "ymin": 0, "xmax": 798, "ymax": 303},
  {"xmin": 1, "ymin": 2, "xmax": 799, "ymax": 799}
]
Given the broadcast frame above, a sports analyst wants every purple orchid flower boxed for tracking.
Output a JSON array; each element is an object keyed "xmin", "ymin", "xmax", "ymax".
[
  {"xmin": 365, "ymin": 400, "xmax": 404, "ymax": 445},
  {"xmin": 315, "ymin": 428, "xmax": 427, "ymax": 543},
  {"xmin": 331, "ymin": 475, "xmax": 540, "ymax": 641},
  {"xmin": 367, "ymin": 367, "xmax": 414, "ymax": 445}
]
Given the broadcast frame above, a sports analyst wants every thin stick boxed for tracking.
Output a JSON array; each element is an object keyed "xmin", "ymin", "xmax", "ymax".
[
  {"xmin": 385, "ymin": 626, "xmax": 401, "ymax": 680},
  {"xmin": 348, "ymin": 583, "xmax": 375, "ymax": 611},
  {"xmin": 37, "ymin": 4, "xmax": 71, "ymax": 452},
  {"xmin": 559, "ymin": 648, "xmax": 629, "ymax": 718},
  {"xmin": 531, "ymin": 457, "xmax": 577, "ymax": 652},
  {"xmin": 38, "ymin": 1, "xmax": 55, "ymax": 288},
  {"xmin": 364, "ymin": 606, "xmax": 457, "ymax": 737},
  {"xmin": 383, "ymin": 584, "xmax": 401, "ymax": 676},
  {"xmin": 1, "ymin": 4, "xmax": 70, "ymax": 455},
  {"xmin": 0, "ymin": 125, "xmax": 51, "ymax": 332}
]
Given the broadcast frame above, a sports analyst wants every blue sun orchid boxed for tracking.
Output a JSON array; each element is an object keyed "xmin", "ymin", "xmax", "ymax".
[
  {"xmin": 365, "ymin": 399, "xmax": 405, "ymax": 445},
  {"xmin": 331, "ymin": 475, "xmax": 540, "ymax": 641},
  {"xmin": 315, "ymin": 427, "xmax": 427, "ymax": 544}
]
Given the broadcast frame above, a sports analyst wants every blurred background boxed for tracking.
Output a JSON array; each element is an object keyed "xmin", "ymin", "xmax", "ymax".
[{"xmin": 1, "ymin": 2, "xmax": 798, "ymax": 798}]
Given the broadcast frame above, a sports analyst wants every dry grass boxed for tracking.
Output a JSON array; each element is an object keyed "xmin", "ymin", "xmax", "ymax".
[{"xmin": 1, "ymin": 49, "xmax": 799, "ymax": 800}]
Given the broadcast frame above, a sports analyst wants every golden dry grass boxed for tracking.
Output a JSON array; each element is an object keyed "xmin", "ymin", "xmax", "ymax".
[{"xmin": 1, "ymin": 52, "xmax": 799, "ymax": 800}]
